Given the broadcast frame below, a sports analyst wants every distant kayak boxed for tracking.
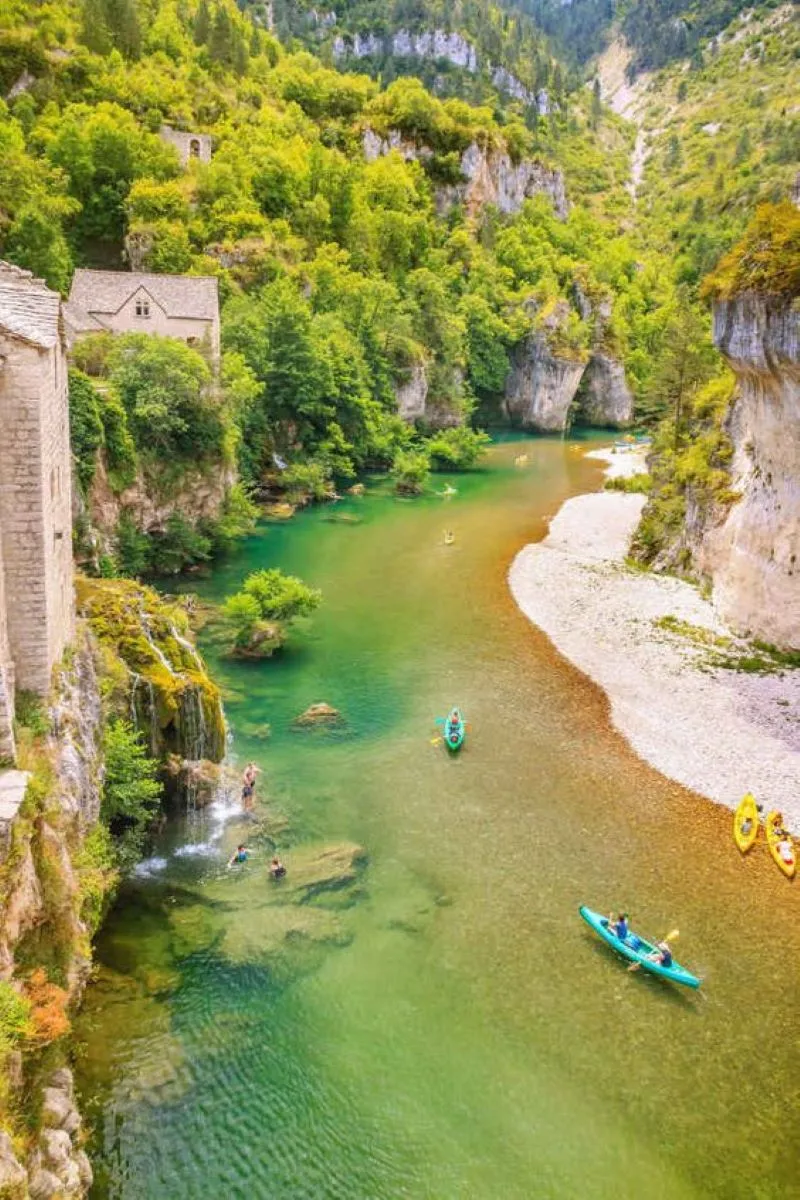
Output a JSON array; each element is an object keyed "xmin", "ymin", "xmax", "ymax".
[
  {"xmin": 579, "ymin": 906, "xmax": 701, "ymax": 990},
  {"xmin": 443, "ymin": 707, "xmax": 465, "ymax": 752},
  {"xmin": 733, "ymin": 793, "xmax": 759, "ymax": 853},
  {"xmin": 765, "ymin": 811, "xmax": 796, "ymax": 879}
]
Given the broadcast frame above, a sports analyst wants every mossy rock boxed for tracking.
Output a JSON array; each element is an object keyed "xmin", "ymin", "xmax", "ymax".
[{"xmin": 77, "ymin": 576, "xmax": 225, "ymax": 763}]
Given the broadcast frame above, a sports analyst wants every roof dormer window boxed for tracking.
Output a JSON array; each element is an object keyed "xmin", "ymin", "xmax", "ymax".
[{"xmin": 135, "ymin": 298, "xmax": 150, "ymax": 318}]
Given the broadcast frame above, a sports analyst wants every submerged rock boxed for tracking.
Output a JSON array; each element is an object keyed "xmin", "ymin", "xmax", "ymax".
[{"xmin": 292, "ymin": 702, "xmax": 343, "ymax": 727}]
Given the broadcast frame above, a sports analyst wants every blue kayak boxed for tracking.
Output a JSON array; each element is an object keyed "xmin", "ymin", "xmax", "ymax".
[{"xmin": 579, "ymin": 906, "xmax": 701, "ymax": 990}]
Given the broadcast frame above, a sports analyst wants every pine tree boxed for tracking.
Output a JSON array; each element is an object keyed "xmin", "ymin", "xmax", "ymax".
[
  {"xmin": 194, "ymin": 0, "xmax": 211, "ymax": 46},
  {"xmin": 80, "ymin": 0, "xmax": 112, "ymax": 55}
]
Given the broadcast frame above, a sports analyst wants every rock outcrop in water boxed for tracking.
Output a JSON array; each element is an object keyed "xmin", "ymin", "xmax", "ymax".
[{"xmin": 689, "ymin": 295, "xmax": 800, "ymax": 648}]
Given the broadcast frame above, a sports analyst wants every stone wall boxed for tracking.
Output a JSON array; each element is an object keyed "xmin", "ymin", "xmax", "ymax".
[
  {"xmin": 0, "ymin": 331, "xmax": 74, "ymax": 698},
  {"xmin": 159, "ymin": 125, "xmax": 213, "ymax": 166}
]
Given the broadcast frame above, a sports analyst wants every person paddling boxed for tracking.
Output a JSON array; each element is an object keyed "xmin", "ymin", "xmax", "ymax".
[{"xmin": 607, "ymin": 912, "xmax": 630, "ymax": 941}]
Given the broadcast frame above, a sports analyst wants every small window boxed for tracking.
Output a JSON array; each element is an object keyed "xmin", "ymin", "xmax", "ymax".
[
  {"xmin": 135, "ymin": 298, "xmax": 150, "ymax": 318},
  {"xmin": 189, "ymin": 139, "xmax": 201, "ymax": 158}
]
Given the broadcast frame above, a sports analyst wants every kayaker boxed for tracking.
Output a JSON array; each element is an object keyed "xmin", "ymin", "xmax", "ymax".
[
  {"xmin": 227, "ymin": 844, "xmax": 252, "ymax": 868},
  {"xmin": 607, "ymin": 912, "xmax": 630, "ymax": 941},
  {"xmin": 776, "ymin": 834, "xmax": 794, "ymax": 864},
  {"xmin": 269, "ymin": 855, "xmax": 286, "ymax": 880},
  {"xmin": 650, "ymin": 940, "xmax": 673, "ymax": 968},
  {"xmin": 628, "ymin": 938, "xmax": 673, "ymax": 972}
]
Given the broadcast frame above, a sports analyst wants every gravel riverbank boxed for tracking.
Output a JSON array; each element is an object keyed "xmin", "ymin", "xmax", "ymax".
[{"xmin": 509, "ymin": 447, "xmax": 800, "ymax": 830}]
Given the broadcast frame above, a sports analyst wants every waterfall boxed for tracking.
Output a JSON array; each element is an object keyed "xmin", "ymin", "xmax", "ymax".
[{"xmin": 169, "ymin": 623, "xmax": 205, "ymax": 673}]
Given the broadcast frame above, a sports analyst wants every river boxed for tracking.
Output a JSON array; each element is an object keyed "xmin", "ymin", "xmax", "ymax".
[{"xmin": 74, "ymin": 437, "xmax": 800, "ymax": 1200}]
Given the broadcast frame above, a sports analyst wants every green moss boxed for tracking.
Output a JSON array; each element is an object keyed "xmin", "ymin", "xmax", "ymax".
[
  {"xmin": 77, "ymin": 577, "xmax": 225, "ymax": 762},
  {"xmin": 702, "ymin": 203, "xmax": 800, "ymax": 300}
]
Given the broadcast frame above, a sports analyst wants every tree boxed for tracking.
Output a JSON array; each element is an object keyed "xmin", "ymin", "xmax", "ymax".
[
  {"xmin": 391, "ymin": 447, "xmax": 430, "ymax": 495},
  {"xmin": 107, "ymin": 334, "xmax": 222, "ymax": 462},
  {"xmin": 101, "ymin": 718, "xmax": 162, "ymax": 869},
  {"xmin": 194, "ymin": 0, "xmax": 211, "ymax": 45},
  {"xmin": 642, "ymin": 295, "xmax": 716, "ymax": 441},
  {"xmin": 427, "ymin": 427, "xmax": 491, "ymax": 471}
]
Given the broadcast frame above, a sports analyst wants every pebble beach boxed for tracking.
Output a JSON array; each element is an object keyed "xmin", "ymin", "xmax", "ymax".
[{"xmin": 509, "ymin": 447, "xmax": 800, "ymax": 831}]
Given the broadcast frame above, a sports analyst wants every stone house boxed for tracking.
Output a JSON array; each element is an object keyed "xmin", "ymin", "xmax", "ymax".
[
  {"xmin": 159, "ymin": 125, "xmax": 213, "ymax": 167},
  {"xmin": 65, "ymin": 269, "xmax": 221, "ymax": 363},
  {"xmin": 0, "ymin": 263, "xmax": 75, "ymax": 762}
]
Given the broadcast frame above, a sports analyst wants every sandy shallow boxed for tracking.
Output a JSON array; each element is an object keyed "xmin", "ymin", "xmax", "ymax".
[{"xmin": 510, "ymin": 447, "xmax": 800, "ymax": 830}]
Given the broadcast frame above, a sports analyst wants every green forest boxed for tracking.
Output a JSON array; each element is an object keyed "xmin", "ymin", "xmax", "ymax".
[{"xmin": 1, "ymin": 0, "xmax": 797, "ymax": 577}]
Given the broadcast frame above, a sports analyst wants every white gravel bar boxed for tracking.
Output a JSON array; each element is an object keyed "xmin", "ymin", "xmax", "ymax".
[{"xmin": 509, "ymin": 447, "xmax": 800, "ymax": 830}]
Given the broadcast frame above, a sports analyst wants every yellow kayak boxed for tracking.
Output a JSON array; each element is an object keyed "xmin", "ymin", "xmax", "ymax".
[
  {"xmin": 765, "ymin": 810, "xmax": 796, "ymax": 879},
  {"xmin": 733, "ymin": 793, "xmax": 759, "ymax": 853}
]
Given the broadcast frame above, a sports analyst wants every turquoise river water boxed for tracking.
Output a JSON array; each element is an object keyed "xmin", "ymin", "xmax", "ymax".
[{"xmin": 74, "ymin": 437, "xmax": 800, "ymax": 1200}]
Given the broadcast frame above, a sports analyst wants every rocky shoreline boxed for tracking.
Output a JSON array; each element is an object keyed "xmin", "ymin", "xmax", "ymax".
[{"xmin": 509, "ymin": 447, "xmax": 800, "ymax": 830}]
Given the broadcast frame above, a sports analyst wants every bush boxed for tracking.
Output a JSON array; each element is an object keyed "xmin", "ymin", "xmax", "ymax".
[
  {"xmin": 281, "ymin": 461, "xmax": 335, "ymax": 504},
  {"xmin": 115, "ymin": 512, "xmax": 151, "ymax": 578},
  {"xmin": 148, "ymin": 514, "xmax": 212, "ymax": 576},
  {"xmin": 0, "ymin": 981, "xmax": 31, "ymax": 1055},
  {"xmin": 68, "ymin": 369, "xmax": 105, "ymax": 493},
  {"xmin": 427, "ymin": 426, "xmax": 491, "ymax": 471},
  {"xmin": 391, "ymin": 447, "xmax": 430, "ymax": 495},
  {"xmin": 101, "ymin": 718, "xmax": 162, "ymax": 871},
  {"xmin": 23, "ymin": 969, "xmax": 70, "ymax": 1045},
  {"xmin": 206, "ymin": 484, "xmax": 259, "ymax": 554}
]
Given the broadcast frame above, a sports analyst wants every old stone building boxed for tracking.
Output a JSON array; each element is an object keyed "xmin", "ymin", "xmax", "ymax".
[
  {"xmin": 159, "ymin": 124, "xmax": 214, "ymax": 166},
  {"xmin": 0, "ymin": 263, "xmax": 75, "ymax": 761},
  {"xmin": 65, "ymin": 269, "xmax": 221, "ymax": 363}
]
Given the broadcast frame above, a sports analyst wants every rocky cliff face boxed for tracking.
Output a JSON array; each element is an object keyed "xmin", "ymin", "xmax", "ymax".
[
  {"xmin": 690, "ymin": 295, "xmax": 800, "ymax": 648},
  {"xmin": 333, "ymin": 27, "xmax": 543, "ymax": 107},
  {"xmin": 504, "ymin": 332, "xmax": 587, "ymax": 431},
  {"xmin": 80, "ymin": 456, "xmax": 235, "ymax": 565},
  {"xmin": 0, "ymin": 633, "xmax": 104, "ymax": 1198},
  {"xmin": 362, "ymin": 130, "xmax": 568, "ymax": 220},
  {"xmin": 394, "ymin": 361, "xmax": 428, "ymax": 421},
  {"xmin": 575, "ymin": 353, "xmax": 634, "ymax": 427}
]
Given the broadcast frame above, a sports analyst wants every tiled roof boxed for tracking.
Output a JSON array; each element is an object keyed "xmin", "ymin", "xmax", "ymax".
[
  {"xmin": 69, "ymin": 269, "xmax": 219, "ymax": 322},
  {"xmin": 61, "ymin": 300, "xmax": 106, "ymax": 335},
  {"xmin": 0, "ymin": 261, "xmax": 61, "ymax": 349}
]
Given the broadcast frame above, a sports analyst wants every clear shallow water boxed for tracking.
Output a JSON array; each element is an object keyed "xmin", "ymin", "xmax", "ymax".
[{"xmin": 75, "ymin": 438, "xmax": 800, "ymax": 1200}]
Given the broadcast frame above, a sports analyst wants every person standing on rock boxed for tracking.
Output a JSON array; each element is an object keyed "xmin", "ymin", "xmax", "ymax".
[{"xmin": 241, "ymin": 762, "xmax": 260, "ymax": 811}]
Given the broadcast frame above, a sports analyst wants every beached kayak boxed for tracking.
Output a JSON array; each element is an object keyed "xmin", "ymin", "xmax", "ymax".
[
  {"xmin": 765, "ymin": 811, "xmax": 796, "ymax": 879},
  {"xmin": 733, "ymin": 793, "xmax": 759, "ymax": 853},
  {"xmin": 579, "ymin": 906, "xmax": 701, "ymax": 989},
  {"xmin": 443, "ymin": 708, "xmax": 465, "ymax": 752}
]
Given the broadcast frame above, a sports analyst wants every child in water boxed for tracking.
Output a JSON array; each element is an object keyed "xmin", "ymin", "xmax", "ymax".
[{"xmin": 227, "ymin": 844, "xmax": 252, "ymax": 868}]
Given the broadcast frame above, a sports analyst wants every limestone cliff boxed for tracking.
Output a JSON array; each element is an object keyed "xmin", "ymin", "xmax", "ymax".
[
  {"xmin": 504, "ymin": 334, "xmax": 587, "ymax": 431},
  {"xmin": 691, "ymin": 296, "xmax": 800, "ymax": 648},
  {"xmin": 77, "ymin": 454, "xmax": 235, "ymax": 572},
  {"xmin": 0, "ymin": 633, "xmax": 104, "ymax": 1198},
  {"xmin": 574, "ymin": 353, "xmax": 634, "ymax": 428},
  {"xmin": 394, "ymin": 361, "xmax": 428, "ymax": 421},
  {"xmin": 333, "ymin": 27, "xmax": 541, "ymax": 107},
  {"xmin": 362, "ymin": 131, "xmax": 568, "ymax": 220}
]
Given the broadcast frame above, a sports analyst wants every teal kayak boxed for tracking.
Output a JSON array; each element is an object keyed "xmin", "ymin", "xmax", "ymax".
[
  {"xmin": 443, "ymin": 707, "xmax": 465, "ymax": 752},
  {"xmin": 579, "ymin": 906, "xmax": 701, "ymax": 990}
]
